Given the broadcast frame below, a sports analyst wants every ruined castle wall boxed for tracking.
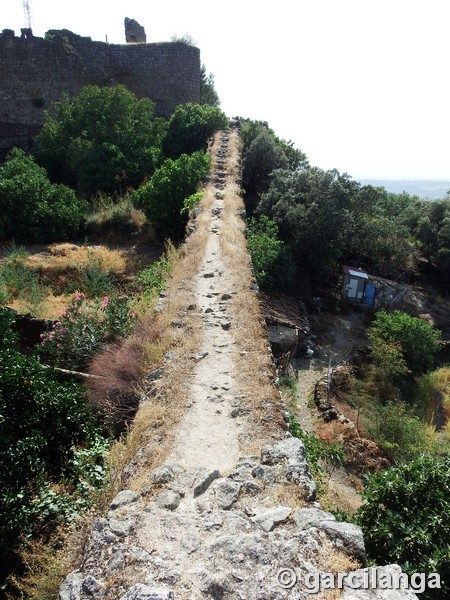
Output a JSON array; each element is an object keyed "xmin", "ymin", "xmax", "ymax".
[{"xmin": 0, "ymin": 30, "xmax": 200, "ymax": 153}]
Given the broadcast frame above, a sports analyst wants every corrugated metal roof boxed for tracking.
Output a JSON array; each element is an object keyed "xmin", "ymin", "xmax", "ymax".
[{"xmin": 343, "ymin": 265, "xmax": 369, "ymax": 279}]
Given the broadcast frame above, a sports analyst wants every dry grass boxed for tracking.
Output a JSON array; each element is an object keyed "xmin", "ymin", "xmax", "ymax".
[
  {"xmin": 8, "ymin": 291, "xmax": 73, "ymax": 321},
  {"xmin": 320, "ymin": 475, "xmax": 364, "ymax": 516},
  {"xmin": 315, "ymin": 541, "xmax": 361, "ymax": 600},
  {"xmin": 6, "ymin": 509, "xmax": 104, "ymax": 600},
  {"xmin": 2, "ymin": 241, "xmax": 162, "ymax": 320},
  {"xmin": 316, "ymin": 421, "xmax": 351, "ymax": 446},
  {"xmin": 30, "ymin": 240, "xmax": 159, "ymax": 285},
  {"xmin": 85, "ymin": 194, "xmax": 149, "ymax": 244},
  {"xmin": 108, "ymin": 401, "xmax": 169, "ymax": 494},
  {"xmin": 272, "ymin": 482, "xmax": 308, "ymax": 508},
  {"xmin": 28, "ymin": 243, "xmax": 129, "ymax": 275}
]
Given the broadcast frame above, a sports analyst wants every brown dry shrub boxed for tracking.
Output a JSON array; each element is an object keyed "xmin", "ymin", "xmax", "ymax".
[
  {"xmin": 316, "ymin": 421, "xmax": 352, "ymax": 446},
  {"xmin": 331, "ymin": 364, "xmax": 354, "ymax": 393},
  {"xmin": 87, "ymin": 316, "xmax": 163, "ymax": 433},
  {"xmin": 6, "ymin": 515, "xmax": 99, "ymax": 600}
]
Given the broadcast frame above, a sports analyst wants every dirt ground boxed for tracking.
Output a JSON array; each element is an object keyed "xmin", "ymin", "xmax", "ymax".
[{"xmin": 291, "ymin": 309, "xmax": 372, "ymax": 514}]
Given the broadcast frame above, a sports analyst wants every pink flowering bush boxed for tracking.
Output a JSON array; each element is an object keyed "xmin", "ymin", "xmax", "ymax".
[{"xmin": 40, "ymin": 292, "xmax": 136, "ymax": 370}]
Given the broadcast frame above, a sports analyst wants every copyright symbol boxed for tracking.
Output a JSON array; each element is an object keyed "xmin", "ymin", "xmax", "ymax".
[{"xmin": 277, "ymin": 567, "xmax": 297, "ymax": 589}]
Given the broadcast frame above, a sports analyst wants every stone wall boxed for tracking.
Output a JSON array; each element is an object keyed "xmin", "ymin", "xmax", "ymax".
[{"xmin": 0, "ymin": 28, "xmax": 200, "ymax": 155}]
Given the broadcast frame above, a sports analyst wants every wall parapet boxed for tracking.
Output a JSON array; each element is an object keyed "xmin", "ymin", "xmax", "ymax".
[{"xmin": 0, "ymin": 28, "xmax": 200, "ymax": 156}]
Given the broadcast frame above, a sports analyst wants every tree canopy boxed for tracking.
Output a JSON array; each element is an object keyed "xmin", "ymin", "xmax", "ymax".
[
  {"xmin": 163, "ymin": 103, "xmax": 228, "ymax": 159},
  {"xmin": 412, "ymin": 198, "xmax": 450, "ymax": 288},
  {"xmin": 37, "ymin": 85, "xmax": 165, "ymax": 196},
  {"xmin": 200, "ymin": 65, "xmax": 220, "ymax": 107},
  {"xmin": 247, "ymin": 215, "xmax": 296, "ymax": 290},
  {"xmin": 240, "ymin": 119, "xmax": 308, "ymax": 208},
  {"xmin": 133, "ymin": 151, "xmax": 211, "ymax": 240},
  {"xmin": 0, "ymin": 148, "xmax": 87, "ymax": 242},
  {"xmin": 256, "ymin": 167, "xmax": 359, "ymax": 274},
  {"xmin": 368, "ymin": 310, "xmax": 441, "ymax": 375}
]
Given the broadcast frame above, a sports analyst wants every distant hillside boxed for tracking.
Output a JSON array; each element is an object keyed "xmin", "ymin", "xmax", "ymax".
[{"xmin": 359, "ymin": 179, "xmax": 450, "ymax": 200}]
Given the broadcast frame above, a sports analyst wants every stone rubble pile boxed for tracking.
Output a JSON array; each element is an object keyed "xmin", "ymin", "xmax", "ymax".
[{"xmin": 60, "ymin": 437, "xmax": 370, "ymax": 599}]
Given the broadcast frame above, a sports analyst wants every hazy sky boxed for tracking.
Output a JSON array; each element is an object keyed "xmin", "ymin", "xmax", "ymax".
[{"xmin": 3, "ymin": 0, "xmax": 450, "ymax": 180}]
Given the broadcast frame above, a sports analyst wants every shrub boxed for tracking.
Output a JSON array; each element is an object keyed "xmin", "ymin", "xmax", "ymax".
[
  {"xmin": 247, "ymin": 216, "xmax": 297, "ymax": 290},
  {"xmin": 368, "ymin": 310, "xmax": 441, "ymax": 375},
  {"xmin": 138, "ymin": 258, "xmax": 171, "ymax": 294},
  {"xmin": 133, "ymin": 151, "xmax": 210, "ymax": 240},
  {"xmin": 86, "ymin": 194, "xmax": 146, "ymax": 241},
  {"xmin": 102, "ymin": 294, "xmax": 137, "ymax": 339},
  {"xmin": 368, "ymin": 402, "xmax": 437, "ymax": 463},
  {"xmin": 247, "ymin": 216, "xmax": 285, "ymax": 289},
  {"xmin": 369, "ymin": 337, "xmax": 410, "ymax": 380},
  {"xmin": 0, "ymin": 149, "xmax": 88, "ymax": 242},
  {"xmin": 181, "ymin": 191, "xmax": 203, "ymax": 215},
  {"xmin": 87, "ymin": 316, "xmax": 163, "ymax": 432},
  {"xmin": 163, "ymin": 103, "xmax": 228, "ymax": 159},
  {"xmin": 37, "ymin": 85, "xmax": 166, "ymax": 196},
  {"xmin": 40, "ymin": 292, "xmax": 137, "ymax": 371},
  {"xmin": 415, "ymin": 367, "xmax": 450, "ymax": 423},
  {"xmin": 77, "ymin": 253, "xmax": 114, "ymax": 298},
  {"xmin": 0, "ymin": 308, "xmax": 106, "ymax": 543},
  {"xmin": 0, "ymin": 244, "xmax": 45, "ymax": 311},
  {"xmin": 290, "ymin": 415, "xmax": 344, "ymax": 490},
  {"xmin": 357, "ymin": 453, "xmax": 450, "ymax": 598}
]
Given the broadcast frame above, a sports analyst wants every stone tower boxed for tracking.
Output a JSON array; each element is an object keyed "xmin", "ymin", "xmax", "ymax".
[{"xmin": 124, "ymin": 17, "xmax": 146, "ymax": 43}]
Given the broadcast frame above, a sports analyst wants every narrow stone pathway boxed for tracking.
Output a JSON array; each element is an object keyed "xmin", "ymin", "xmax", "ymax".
[
  {"xmin": 59, "ymin": 129, "xmax": 417, "ymax": 600},
  {"xmin": 170, "ymin": 131, "xmax": 240, "ymax": 473}
]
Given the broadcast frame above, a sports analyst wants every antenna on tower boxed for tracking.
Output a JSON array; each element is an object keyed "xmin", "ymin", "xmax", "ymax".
[{"xmin": 22, "ymin": 0, "xmax": 34, "ymax": 31}]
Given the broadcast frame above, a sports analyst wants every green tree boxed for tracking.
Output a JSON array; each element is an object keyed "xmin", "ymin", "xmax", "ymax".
[
  {"xmin": 256, "ymin": 167, "xmax": 359, "ymax": 275},
  {"xmin": 240, "ymin": 119, "xmax": 307, "ymax": 172},
  {"xmin": 247, "ymin": 216, "xmax": 283, "ymax": 288},
  {"xmin": 368, "ymin": 310, "xmax": 441, "ymax": 375},
  {"xmin": 133, "ymin": 151, "xmax": 210, "ymax": 240},
  {"xmin": 357, "ymin": 454, "xmax": 450, "ymax": 599},
  {"xmin": 409, "ymin": 198, "xmax": 450, "ymax": 289},
  {"xmin": 200, "ymin": 64, "xmax": 220, "ymax": 107},
  {"xmin": 348, "ymin": 214, "xmax": 412, "ymax": 275},
  {"xmin": 368, "ymin": 336, "xmax": 409, "ymax": 395},
  {"xmin": 242, "ymin": 131, "xmax": 289, "ymax": 206},
  {"xmin": 0, "ymin": 148, "xmax": 87, "ymax": 242},
  {"xmin": 162, "ymin": 103, "xmax": 228, "ymax": 159},
  {"xmin": 171, "ymin": 33, "xmax": 196, "ymax": 45},
  {"xmin": 37, "ymin": 85, "xmax": 165, "ymax": 196},
  {"xmin": 240, "ymin": 119, "xmax": 308, "ymax": 210}
]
